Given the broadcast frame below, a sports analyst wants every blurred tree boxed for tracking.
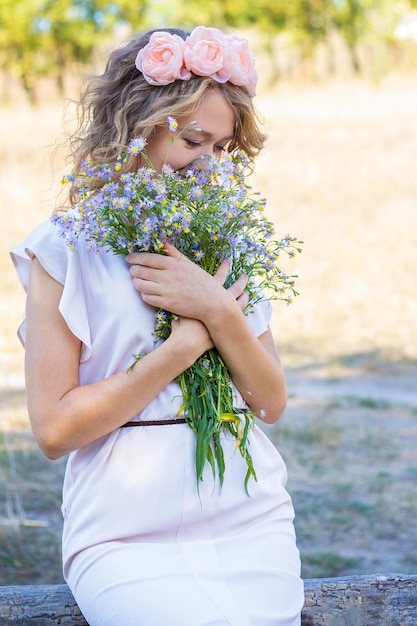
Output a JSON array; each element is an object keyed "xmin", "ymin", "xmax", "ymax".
[
  {"xmin": 0, "ymin": 0, "xmax": 43, "ymax": 104},
  {"xmin": 289, "ymin": 0, "xmax": 337, "ymax": 77},
  {"xmin": 223, "ymin": 0, "xmax": 291, "ymax": 81},
  {"xmin": 0, "ymin": 0, "xmax": 415, "ymax": 102},
  {"xmin": 332, "ymin": 0, "xmax": 373, "ymax": 72},
  {"xmin": 0, "ymin": 0, "xmax": 148, "ymax": 104}
]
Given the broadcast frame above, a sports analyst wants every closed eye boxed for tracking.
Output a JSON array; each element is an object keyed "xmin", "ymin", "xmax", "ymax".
[{"xmin": 184, "ymin": 139, "xmax": 202, "ymax": 148}]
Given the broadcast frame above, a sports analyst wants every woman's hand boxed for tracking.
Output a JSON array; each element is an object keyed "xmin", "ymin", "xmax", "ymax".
[
  {"xmin": 25, "ymin": 257, "xmax": 223, "ymax": 459},
  {"xmin": 126, "ymin": 242, "xmax": 287, "ymax": 425},
  {"xmin": 169, "ymin": 316, "xmax": 214, "ymax": 359},
  {"xmin": 126, "ymin": 242, "xmax": 248, "ymax": 322}
]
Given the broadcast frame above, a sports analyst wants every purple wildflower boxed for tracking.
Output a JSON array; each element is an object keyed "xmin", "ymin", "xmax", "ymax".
[
  {"xmin": 190, "ymin": 186, "xmax": 203, "ymax": 200},
  {"xmin": 167, "ymin": 116, "xmax": 178, "ymax": 132},
  {"xmin": 128, "ymin": 137, "xmax": 147, "ymax": 156}
]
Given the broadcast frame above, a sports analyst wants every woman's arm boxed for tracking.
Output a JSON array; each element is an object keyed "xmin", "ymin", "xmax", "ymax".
[
  {"xmin": 204, "ymin": 311, "xmax": 287, "ymax": 424},
  {"xmin": 127, "ymin": 243, "xmax": 287, "ymax": 424},
  {"xmin": 25, "ymin": 257, "xmax": 214, "ymax": 459}
]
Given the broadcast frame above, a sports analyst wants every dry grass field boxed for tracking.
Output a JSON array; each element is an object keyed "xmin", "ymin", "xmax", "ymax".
[{"xmin": 1, "ymin": 73, "xmax": 416, "ymax": 584}]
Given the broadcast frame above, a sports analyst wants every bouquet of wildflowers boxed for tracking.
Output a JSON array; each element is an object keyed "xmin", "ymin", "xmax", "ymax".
[{"xmin": 53, "ymin": 119, "xmax": 301, "ymax": 493}]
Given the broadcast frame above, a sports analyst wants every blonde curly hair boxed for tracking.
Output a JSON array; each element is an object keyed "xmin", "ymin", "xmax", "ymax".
[{"xmin": 68, "ymin": 28, "xmax": 267, "ymax": 202}]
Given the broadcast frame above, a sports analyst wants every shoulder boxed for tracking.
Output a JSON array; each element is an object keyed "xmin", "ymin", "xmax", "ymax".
[{"xmin": 11, "ymin": 218, "xmax": 78, "ymax": 288}]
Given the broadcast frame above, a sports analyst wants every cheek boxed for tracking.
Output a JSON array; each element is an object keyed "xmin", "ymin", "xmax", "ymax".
[
  {"xmin": 145, "ymin": 135, "xmax": 172, "ymax": 172},
  {"xmin": 165, "ymin": 148, "xmax": 194, "ymax": 172}
]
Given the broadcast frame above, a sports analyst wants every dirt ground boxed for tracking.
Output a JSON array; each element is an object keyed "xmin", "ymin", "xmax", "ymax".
[
  {"xmin": 280, "ymin": 355, "xmax": 417, "ymax": 578},
  {"xmin": 0, "ymin": 73, "xmax": 416, "ymax": 584}
]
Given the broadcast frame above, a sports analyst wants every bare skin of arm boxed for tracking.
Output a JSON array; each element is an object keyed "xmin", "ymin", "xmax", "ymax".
[
  {"xmin": 127, "ymin": 242, "xmax": 287, "ymax": 423},
  {"xmin": 25, "ymin": 255, "xmax": 246, "ymax": 458},
  {"xmin": 25, "ymin": 243, "xmax": 286, "ymax": 460}
]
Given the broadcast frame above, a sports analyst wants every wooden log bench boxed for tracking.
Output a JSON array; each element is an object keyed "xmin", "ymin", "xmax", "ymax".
[{"xmin": 0, "ymin": 573, "xmax": 416, "ymax": 625}]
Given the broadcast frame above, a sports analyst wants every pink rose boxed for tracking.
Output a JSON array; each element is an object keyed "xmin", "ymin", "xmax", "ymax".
[
  {"xmin": 223, "ymin": 35, "xmax": 258, "ymax": 96},
  {"xmin": 135, "ymin": 32, "xmax": 191, "ymax": 86},
  {"xmin": 183, "ymin": 26, "xmax": 230, "ymax": 83}
]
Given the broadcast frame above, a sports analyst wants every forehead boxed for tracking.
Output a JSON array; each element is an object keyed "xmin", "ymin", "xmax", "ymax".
[{"xmin": 180, "ymin": 89, "xmax": 235, "ymax": 138}]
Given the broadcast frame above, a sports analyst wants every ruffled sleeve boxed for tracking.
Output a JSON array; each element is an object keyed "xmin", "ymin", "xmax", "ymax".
[{"xmin": 10, "ymin": 220, "xmax": 92, "ymax": 363}]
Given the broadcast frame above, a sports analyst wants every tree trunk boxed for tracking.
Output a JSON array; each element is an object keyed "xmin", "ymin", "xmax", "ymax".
[{"xmin": 0, "ymin": 574, "xmax": 416, "ymax": 624}]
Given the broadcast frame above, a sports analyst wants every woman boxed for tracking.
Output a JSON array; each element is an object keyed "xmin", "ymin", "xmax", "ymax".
[{"xmin": 11, "ymin": 26, "xmax": 304, "ymax": 626}]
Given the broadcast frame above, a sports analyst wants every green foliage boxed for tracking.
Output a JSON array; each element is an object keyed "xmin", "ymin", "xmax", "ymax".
[
  {"xmin": 222, "ymin": 0, "xmax": 290, "ymax": 33},
  {"xmin": 302, "ymin": 551, "xmax": 363, "ymax": 578},
  {"xmin": 149, "ymin": 0, "xmax": 417, "ymax": 82},
  {"xmin": 0, "ymin": 0, "xmax": 415, "ymax": 101},
  {"xmin": 0, "ymin": 0, "xmax": 149, "ymax": 102}
]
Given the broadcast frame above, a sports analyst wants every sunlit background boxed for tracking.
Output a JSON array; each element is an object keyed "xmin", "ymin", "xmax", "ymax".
[{"xmin": 1, "ymin": 0, "xmax": 417, "ymax": 584}]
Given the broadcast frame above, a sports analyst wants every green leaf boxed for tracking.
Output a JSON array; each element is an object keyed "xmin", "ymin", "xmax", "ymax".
[{"xmin": 213, "ymin": 432, "xmax": 226, "ymax": 488}]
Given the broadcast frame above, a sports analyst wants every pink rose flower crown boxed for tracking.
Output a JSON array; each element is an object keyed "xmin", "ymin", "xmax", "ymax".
[{"xmin": 135, "ymin": 26, "xmax": 258, "ymax": 96}]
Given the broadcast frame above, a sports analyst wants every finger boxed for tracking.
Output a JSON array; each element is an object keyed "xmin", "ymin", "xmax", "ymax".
[
  {"xmin": 125, "ymin": 251, "xmax": 168, "ymax": 269},
  {"xmin": 125, "ymin": 252, "xmax": 144, "ymax": 265},
  {"xmin": 129, "ymin": 262, "xmax": 160, "ymax": 281},
  {"xmin": 161, "ymin": 241, "xmax": 183, "ymax": 261},
  {"xmin": 227, "ymin": 274, "xmax": 248, "ymax": 299},
  {"xmin": 132, "ymin": 276, "xmax": 161, "ymax": 296},
  {"xmin": 236, "ymin": 291, "xmax": 249, "ymax": 311},
  {"xmin": 213, "ymin": 259, "xmax": 231, "ymax": 285}
]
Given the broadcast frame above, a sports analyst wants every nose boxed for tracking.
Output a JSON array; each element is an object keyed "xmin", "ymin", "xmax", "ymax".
[
  {"xmin": 196, "ymin": 141, "xmax": 223, "ymax": 167},
  {"xmin": 192, "ymin": 153, "xmax": 213, "ymax": 172},
  {"xmin": 199, "ymin": 143, "xmax": 215, "ymax": 156}
]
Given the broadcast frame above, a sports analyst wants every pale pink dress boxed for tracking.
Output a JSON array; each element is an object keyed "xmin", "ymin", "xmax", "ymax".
[{"xmin": 11, "ymin": 220, "xmax": 304, "ymax": 626}]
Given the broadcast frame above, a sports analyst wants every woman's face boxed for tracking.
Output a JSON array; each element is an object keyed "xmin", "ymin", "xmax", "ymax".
[{"xmin": 144, "ymin": 89, "xmax": 236, "ymax": 174}]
